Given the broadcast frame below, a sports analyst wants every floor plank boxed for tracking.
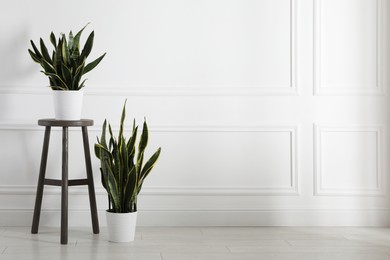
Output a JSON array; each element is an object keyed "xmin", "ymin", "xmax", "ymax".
[{"xmin": 0, "ymin": 226, "xmax": 389, "ymax": 260}]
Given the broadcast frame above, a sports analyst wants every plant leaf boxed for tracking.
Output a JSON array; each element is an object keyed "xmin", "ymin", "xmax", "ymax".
[
  {"xmin": 80, "ymin": 31, "xmax": 94, "ymax": 60},
  {"xmin": 104, "ymin": 158, "xmax": 121, "ymax": 212},
  {"xmin": 127, "ymin": 126, "xmax": 138, "ymax": 161},
  {"xmin": 140, "ymin": 147, "xmax": 161, "ymax": 182},
  {"xmin": 99, "ymin": 168, "xmax": 108, "ymax": 191},
  {"xmin": 71, "ymin": 58, "xmax": 85, "ymax": 90},
  {"xmin": 120, "ymin": 136, "xmax": 128, "ymax": 210},
  {"xmin": 41, "ymin": 71, "xmax": 68, "ymax": 89},
  {"xmin": 68, "ymin": 30, "xmax": 74, "ymax": 51},
  {"xmin": 138, "ymin": 148, "xmax": 161, "ymax": 193},
  {"xmin": 138, "ymin": 120, "xmax": 149, "ymax": 156},
  {"xmin": 101, "ymin": 120, "xmax": 108, "ymax": 149},
  {"xmin": 61, "ymin": 34, "xmax": 70, "ymax": 65},
  {"xmin": 72, "ymin": 24, "xmax": 88, "ymax": 53},
  {"xmin": 78, "ymin": 78, "xmax": 87, "ymax": 89},
  {"xmin": 40, "ymin": 38, "xmax": 52, "ymax": 64},
  {"xmin": 61, "ymin": 63, "xmax": 72, "ymax": 87},
  {"xmin": 94, "ymin": 101, "xmax": 160, "ymax": 213},
  {"xmin": 28, "ymin": 49, "xmax": 41, "ymax": 63},
  {"xmin": 136, "ymin": 120, "xmax": 149, "ymax": 173},
  {"xmin": 118, "ymin": 99, "xmax": 127, "ymax": 148},
  {"xmin": 30, "ymin": 40, "xmax": 42, "ymax": 59},
  {"xmin": 123, "ymin": 166, "xmax": 136, "ymax": 212},
  {"xmin": 40, "ymin": 58, "xmax": 56, "ymax": 74},
  {"xmin": 50, "ymin": 32, "xmax": 57, "ymax": 48},
  {"xmin": 54, "ymin": 38, "xmax": 63, "ymax": 75},
  {"xmin": 83, "ymin": 53, "xmax": 106, "ymax": 75}
]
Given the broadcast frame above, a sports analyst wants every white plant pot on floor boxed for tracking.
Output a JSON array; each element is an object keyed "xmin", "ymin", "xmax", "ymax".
[
  {"xmin": 52, "ymin": 90, "xmax": 84, "ymax": 120},
  {"xmin": 106, "ymin": 211, "xmax": 138, "ymax": 242}
]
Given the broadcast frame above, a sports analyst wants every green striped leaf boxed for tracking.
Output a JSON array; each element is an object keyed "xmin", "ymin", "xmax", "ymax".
[
  {"xmin": 94, "ymin": 101, "xmax": 160, "ymax": 213},
  {"xmin": 50, "ymin": 32, "xmax": 57, "ymax": 48},
  {"xmin": 40, "ymin": 38, "xmax": 52, "ymax": 64},
  {"xmin": 54, "ymin": 38, "xmax": 63, "ymax": 74},
  {"xmin": 83, "ymin": 53, "xmax": 106, "ymax": 74},
  {"xmin": 41, "ymin": 71, "xmax": 68, "ymax": 89},
  {"xmin": 40, "ymin": 58, "xmax": 56, "ymax": 74},
  {"xmin": 68, "ymin": 31, "xmax": 74, "ymax": 51},
  {"xmin": 28, "ymin": 49, "xmax": 40, "ymax": 63},
  {"xmin": 80, "ymin": 31, "xmax": 94, "ymax": 60},
  {"xmin": 61, "ymin": 63, "xmax": 72, "ymax": 87},
  {"xmin": 140, "ymin": 147, "xmax": 161, "ymax": 182},
  {"xmin": 29, "ymin": 24, "xmax": 105, "ymax": 91},
  {"xmin": 123, "ymin": 166, "xmax": 136, "ymax": 212},
  {"xmin": 30, "ymin": 40, "xmax": 42, "ymax": 59},
  {"xmin": 136, "ymin": 120, "xmax": 149, "ymax": 174},
  {"xmin": 61, "ymin": 35, "xmax": 70, "ymax": 65},
  {"xmin": 72, "ymin": 23, "xmax": 88, "ymax": 53},
  {"xmin": 138, "ymin": 148, "xmax": 161, "ymax": 193}
]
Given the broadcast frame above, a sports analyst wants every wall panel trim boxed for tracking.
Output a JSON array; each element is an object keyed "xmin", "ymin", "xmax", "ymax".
[
  {"xmin": 0, "ymin": 1, "xmax": 299, "ymax": 97},
  {"xmin": 314, "ymin": 125, "xmax": 384, "ymax": 196},
  {"xmin": 0, "ymin": 122, "xmax": 299, "ymax": 196},
  {"xmin": 313, "ymin": 0, "xmax": 384, "ymax": 95},
  {"xmin": 1, "ymin": 208, "xmax": 389, "ymax": 226}
]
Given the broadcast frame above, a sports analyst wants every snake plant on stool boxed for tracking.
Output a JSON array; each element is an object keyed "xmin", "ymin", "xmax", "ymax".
[
  {"xmin": 28, "ymin": 24, "xmax": 106, "ymax": 120},
  {"xmin": 95, "ymin": 101, "xmax": 161, "ymax": 242}
]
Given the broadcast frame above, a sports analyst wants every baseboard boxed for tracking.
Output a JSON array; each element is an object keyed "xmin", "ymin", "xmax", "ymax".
[{"xmin": 2, "ymin": 209, "xmax": 390, "ymax": 227}]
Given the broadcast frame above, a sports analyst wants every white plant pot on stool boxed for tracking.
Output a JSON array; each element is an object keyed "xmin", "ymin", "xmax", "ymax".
[
  {"xmin": 52, "ymin": 90, "xmax": 84, "ymax": 120},
  {"xmin": 106, "ymin": 211, "xmax": 138, "ymax": 242}
]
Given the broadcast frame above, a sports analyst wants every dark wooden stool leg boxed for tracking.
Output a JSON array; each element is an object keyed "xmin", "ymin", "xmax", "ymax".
[
  {"xmin": 31, "ymin": 126, "xmax": 51, "ymax": 234},
  {"xmin": 82, "ymin": 126, "xmax": 100, "ymax": 234},
  {"xmin": 61, "ymin": 126, "xmax": 69, "ymax": 244}
]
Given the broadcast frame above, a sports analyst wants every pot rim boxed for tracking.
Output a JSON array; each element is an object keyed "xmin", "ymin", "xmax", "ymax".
[{"xmin": 106, "ymin": 210, "xmax": 138, "ymax": 214}]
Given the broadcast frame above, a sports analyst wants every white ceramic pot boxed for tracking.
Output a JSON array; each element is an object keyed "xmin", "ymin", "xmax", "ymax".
[
  {"xmin": 52, "ymin": 90, "xmax": 84, "ymax": 120},
  {"xmin": 106, "ymin": 211, "xmax": 138, "ymax": 242}
]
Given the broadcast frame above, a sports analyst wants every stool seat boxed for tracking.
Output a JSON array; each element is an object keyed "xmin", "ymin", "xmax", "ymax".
[
  {"xmin": 38, "ymin": 119, "xmax": 93, "ymax": 127},
  {"xmin": 31, "ymin": 119, "xmax": 99, "ymax": 244}
]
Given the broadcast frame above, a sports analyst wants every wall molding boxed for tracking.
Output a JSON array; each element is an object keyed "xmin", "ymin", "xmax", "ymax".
[
  {"xmin": 0, "ymin": 121, "xmax": 298, "ymax": 132},
  {"xmin": 313, "ymin": 0, "xmax": 384, "ymax": 95},
  {"xmin": 0, "ymin": 1, "xmax": 298, "ymax": 97},
  {"xmin": 0, "ymin": 123, "xmax": 299, "ymax": 196},
  {"xmin": 0, "ymin": 185, "xmax": 299, "ymax": 197},
  {"xmin": 1, "ymin": 208, "xmax": 389, "ymax": 226},
  {"xmin": 0, "ymin": 84, "xmax": 298, "ymax": 97},
  {"xmin": 314, "ymin": 125, "xmax": 384, "ymax": 196}
]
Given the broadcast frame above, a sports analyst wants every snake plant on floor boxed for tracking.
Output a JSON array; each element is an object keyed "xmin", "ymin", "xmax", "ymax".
[
  {"xmin": 28, "ymin": 24, "xmax": 106, "ymax": 90},
  {"xmin": 94, "ymin": 101, "xmax": 161, "ymax": 213}
]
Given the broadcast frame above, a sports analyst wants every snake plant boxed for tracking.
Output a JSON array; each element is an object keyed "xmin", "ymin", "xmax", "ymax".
[
  {"xmin": 28, "ymin": 25, "xmax": 106, "ymax": 90},
  {"xmin": 95, "ymin": 101, "xmax": 161, "ymax": 213}
]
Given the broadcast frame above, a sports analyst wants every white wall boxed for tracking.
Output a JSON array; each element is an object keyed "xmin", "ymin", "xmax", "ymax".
[{"xmin": 0, "ymin": 0, "xmax": 390, "ymax": 226}]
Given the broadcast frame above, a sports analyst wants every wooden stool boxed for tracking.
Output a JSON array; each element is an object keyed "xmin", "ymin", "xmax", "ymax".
[{"xmin": 31, "ymin": 119, "xmax": 99, "ymax": 244}]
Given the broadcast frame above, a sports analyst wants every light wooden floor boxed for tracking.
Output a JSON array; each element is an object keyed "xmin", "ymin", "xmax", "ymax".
[{"xmin": 0, "ymin": 226, "xmax": 389, "ymax": 259}]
